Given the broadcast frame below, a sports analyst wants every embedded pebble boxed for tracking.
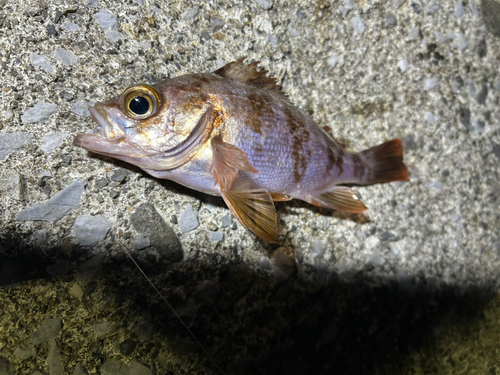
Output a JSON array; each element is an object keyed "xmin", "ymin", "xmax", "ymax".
[
  {"xmin": 100, "ymin": 358, "xmax": 130, "ymax": 375},
  {"xmin": 481, "ymin": 0, "xmax": 500, "ymax": 37},
  {"xmin": 111, "ymin": 169, "xmax": 128, "ymax": 182},
  {"xmin": 0, "ymin": 132, "xmax": 33, "ymax": 160},
  {"xmin": 209, "ymin": 231, "xmax": 224, "ymax": 242},
  {"xmin": 256, "ymin": 0, "xmax": 273, "ymax": 9},
  {"xmin": 71, "ymin": 100, "xmax": 93, "ymax": 117},
  {"xmin": 384, "ymin": 12, "xmax": 397, "ymax": 28},
  {"xmin": 0, "ymin": 357, "xmax": 14, "ymax": 374},
  {"xmin": 48, "ymin": 339, "xmax": 63, "ymax": 375},
  {"xmin": 74, "ymin": 364, "xmax": 89, "ymax": 375},
  {"xmin": 458, "ymin": 33, "xmax": 468, "ymax": 51},
  {"xmin": 73, "ymin": 215, "xmax": 111, "ymax": 246},
  {"xmin": 41, "ymin": 132, "xmax": 68, "ymax": 153},
  {"xmin": 424, "ymin": 77, "xmax": 437, "ymax": 91},
  {"xmin": 35, "ymin": 230, "xmax": 49, "ymax": 247},
  {"xmin": 119, "ymin": 339, "xmax": 137, "ymax": 356},
  {"xmin": 370, "ymin": 249, "xmax": 385, "ymax": 266},
  {"xmin": 75, "ymin": 253, "xmax": 105, "ymax": 286},
  {"xmin": 195, "ymin": 280, "xmax": 220, "ymax": 305},
  {"xmin": 61, "ymin": 21, "xmax": 80, "ymax": 31},
  {"xmin": 29, "ymin": 53, "xmax": 55, "ymax": 74},
  {"xmin": 85, "ymin": 0, "xmax": 99, "ymax": 6},
  {"xmin": 427, "ymin": 2, "xmax": 440, "ymax": 14},
  {"xmin": 94, "ymin": 321, "xmax": 113, "ymax": 338},
  {"xmin": 130, "ymin": 360, "xmax": 152, "ymax": 375},
  {"xmin": 53, "ymin": 48, "xmax": 78, "ymax": 65},
  {"xmin": 267, "ymin": 33, "xmax": 277, "ymax": 47},
  {"xmin": 476, "ymin": 84, "xmax": 488, "ymax": 105},
  {"xmin": 210, "ymin": 17, "xmax": 225, "ymax": 32},
  {"xmin": 425, "ymin": 112, "xmax": 435, "ymax": 123},
  {"xmin": 0, "ymin": 170, "xmax": 27, "ymax": 201},
  {"xmin": 350, "ymin": 15, "xmax": 365, "ymax": 34},
  {"xmin": 133, "ymin": 318, "xmax": 153, "ymax": 341},
  {"xmin": 131, "ymin": 203, "xmax": 183, "ymax": 261},
  {"xmin": 409, "ymin": 27, "xmax": 420, "ymax": 39},
  {"xmin": 427, "ymin": 181, "xmax": 443, "ymax": 191},
  {"xmin": 106, "ymin": 30, "xmax": 123, "ymax": 42},
  {"xmin": 220, "ymin": 214, "xmax": 232, "ymax": 228},
  {"xmin": 21, "ymin": 102, "xmax": 58, "ymax": 124},
  {"xmin": 69, "ymin": 282, "xmax": 84, "ymax": 299},
  {"xmin": 454, "ymin": 1, "xmax": 464, "ymax": 18},
  {"xmin": 94, "ymin": 9, "xmax": 118, "ymax": 30},
  {"xmin": 327, "ymin": 54, "xmax": 339, "ymax": 67},
  {"xmin": 133, "ymin": 233, "xmax": 150, "ymax": 250},
  {"xmin": 16, "ymin": 180, "xmax": 85, "ymax": 222},
  {"xmin": 31, "ymin": 318, "xmax": 62, "ymax": 345},
  {"xmin": 13, "ymin": 344, "xmax": 36, "ymax": 360},
  {"xmin": 183, "ymin": 6, "xmax": 199, "ymax": 20},
  {"xmin": 397, "ymin": 59, "xmax": 407, "ymax": 72},
  {"xmin": 179, "ymin": 204, "xmax": 199, "ymax": 232}
]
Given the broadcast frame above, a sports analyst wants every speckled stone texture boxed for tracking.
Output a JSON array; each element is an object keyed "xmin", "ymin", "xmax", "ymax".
[{"xmin": 1, "ymin": 0, "xmax": 500, "ymax": 374}]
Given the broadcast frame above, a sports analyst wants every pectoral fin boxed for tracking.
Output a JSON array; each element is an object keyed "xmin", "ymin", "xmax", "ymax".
[
  {"xmin": 221, "ymin": 187, "xmax": 278, "ymax": 242},
  {"xmin": 309, "ymin": 186, "xmax": 367, "ymax": 213},
  {"xmin": 210, "ymin": 135, "xmax": 258, "ymax": 192}
]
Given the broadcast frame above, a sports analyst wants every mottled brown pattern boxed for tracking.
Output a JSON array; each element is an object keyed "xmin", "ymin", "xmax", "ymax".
[
  {"xmin": 326, "ymin": 146, "xmax": 336, "ymax": 173},
  {"xmin": 242, "ymin": 90, "xmax": 269, "ymax": 135},
  {"xmin": 284, "ymin": 107, "xmax": 311, "ymax": 182}
]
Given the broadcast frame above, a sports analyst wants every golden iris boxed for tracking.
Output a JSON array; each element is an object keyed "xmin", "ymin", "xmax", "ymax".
[{"xmin": 122, "ymin": 85, "xmax": 160, "ymax": 120}]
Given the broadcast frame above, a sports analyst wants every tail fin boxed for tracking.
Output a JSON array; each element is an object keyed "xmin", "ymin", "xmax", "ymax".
[{"xmin": 359, "ymin": 139, "xmax": 409, "ymax": 185}]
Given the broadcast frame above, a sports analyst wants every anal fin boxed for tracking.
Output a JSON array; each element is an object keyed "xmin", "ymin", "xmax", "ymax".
[
  {"xmin": 270, "ymin": 193, "xmax": 293, "ymax": 202},
  {"xmin": 309, "ymin": 186, "xmax": 367, "ymax": 213},
  {"xmin": 221, "ymin": 188, "xmax": 277, "ymax": 242}
]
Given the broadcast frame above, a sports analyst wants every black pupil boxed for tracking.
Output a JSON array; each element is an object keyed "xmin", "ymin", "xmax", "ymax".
[{"xmin": 129, "ymin": 96, "xmax": 150, "ymax": 115}]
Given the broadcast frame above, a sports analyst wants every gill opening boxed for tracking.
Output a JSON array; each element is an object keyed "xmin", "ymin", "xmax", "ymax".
[
  {"xmin": 150, "ymin": 106, "xmax": 216, "ymax": 170},
  {"xmin": 122, "ymin": 248, "xmax": 226, "ymax": 375}
]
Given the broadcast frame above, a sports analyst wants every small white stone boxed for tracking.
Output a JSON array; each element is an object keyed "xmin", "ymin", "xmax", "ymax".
[
  {"xmin": 21, "ymin": 102, "xmax": 58, "ymax": 124},
  {"xmin": 350, "ymin": 15, "xmax": 365, "ymax": 34},
  {"xmin": 424, "ymin": 77, "xmax": 438, "ymax": 91},
  {"xmin": 425, "ymin": 112, "xmax": 435, "ymax": 123},
  {"xmin": 41, "ymin": 132, "xmax": 68, "ymax": 153},
  {"xmin": 30, "ymin": 53, "xmax": 55, "ymax": 74},
  {"xmin": 94, "ymin": 9, "xmax": 118, "ymax": 30},
  {"xmin": 53, "ymin": 48, "xmax": 78, "ymax": 65},
  {"xmin": 454, "ymin": 1, "xmax": 464, "ymax": 19},
  {"xmin": 397, "ymin": 59, "xmax": 407, "ymax": 72},
  {"xmin": 106, "ymin": 30, "xmax": 123, "ymax": 42},
  {"xmin": 61, "ymin": 22, "xmax": 80, "ymax": 32},
  {"xmin": 327, "ymin": 54, "xmax": 339, "ymax": 68},
  {"xmin": 209, "ymin": 231, "xmax": 224, "ymax": 242}
]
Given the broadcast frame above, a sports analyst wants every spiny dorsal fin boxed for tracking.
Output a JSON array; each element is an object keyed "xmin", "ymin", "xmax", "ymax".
[{"xmin": 213, "ymin": 57, "xmax": 284, "ymax": 95}]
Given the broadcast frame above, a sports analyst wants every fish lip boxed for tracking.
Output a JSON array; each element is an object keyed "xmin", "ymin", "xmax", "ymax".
[{"xmin": 89, "ymin": 105, "xmax": 107, "ymax": 132}]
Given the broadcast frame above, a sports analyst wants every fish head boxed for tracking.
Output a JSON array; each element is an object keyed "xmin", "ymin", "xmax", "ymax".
[{"xmin": 74, "ymin": 83, "xmax": 212, "ymax": 170}]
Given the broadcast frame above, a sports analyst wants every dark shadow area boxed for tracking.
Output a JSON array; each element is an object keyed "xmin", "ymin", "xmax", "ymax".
[{"xmin": 0, "ymin": 229, "xmax": 496, "ymax": 375}]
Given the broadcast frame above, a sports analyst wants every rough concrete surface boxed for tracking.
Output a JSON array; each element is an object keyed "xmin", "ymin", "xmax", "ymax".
[{"xmin": 0, "ymin": 0, "xmax": 500, "ymax": 374}]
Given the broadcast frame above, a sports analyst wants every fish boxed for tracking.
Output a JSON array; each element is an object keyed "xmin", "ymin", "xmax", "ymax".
[{"xmin": 74, "ymin": 58, "xmax": 409, "ymax": 242}]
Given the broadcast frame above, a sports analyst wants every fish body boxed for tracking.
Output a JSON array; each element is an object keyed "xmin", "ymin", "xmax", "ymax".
[{"xmin": 74, "ymin": 59, "xmax": 408, "ymax": 242}]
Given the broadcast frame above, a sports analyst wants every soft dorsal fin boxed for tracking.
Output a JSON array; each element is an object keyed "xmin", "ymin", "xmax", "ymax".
[{"xmin": 213, "ymin": 57, "xmax": 284, "ymax": 95}]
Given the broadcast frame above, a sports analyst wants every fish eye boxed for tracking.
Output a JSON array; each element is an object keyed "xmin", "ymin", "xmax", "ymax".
[
  {"xmin": 122, "ymin": 85, "xmax": 160, "ymax": 120},
  {"xmin": 129, "ymin": 96, "xmax": 151, "ymax": 115}
]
